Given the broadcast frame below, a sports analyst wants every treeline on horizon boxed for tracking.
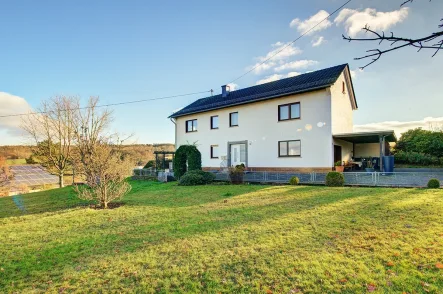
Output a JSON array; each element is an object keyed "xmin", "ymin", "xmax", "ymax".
[{"xmin": 0, "ymin": 144, "xmax": 175, "ymax": 166}]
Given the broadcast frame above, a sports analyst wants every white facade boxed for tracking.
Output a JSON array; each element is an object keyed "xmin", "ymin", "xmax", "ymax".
[
  {"xmin": 173, "ymin": 67, "xmax": 358, "ymax": 171},
  {"xmin": 173, "ymin": 68, "xmax": 357, "ymax": 171}
]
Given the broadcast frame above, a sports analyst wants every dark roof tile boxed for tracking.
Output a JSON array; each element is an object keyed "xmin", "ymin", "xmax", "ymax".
[{"xmin": 170, "ymin": 64, "xmax": 348, "ymax": 118}]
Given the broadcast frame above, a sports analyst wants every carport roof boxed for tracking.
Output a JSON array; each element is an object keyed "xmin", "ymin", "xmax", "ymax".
[{"xmin": 333, "ymin": 130, "xmax": 397, "ymax": 144}]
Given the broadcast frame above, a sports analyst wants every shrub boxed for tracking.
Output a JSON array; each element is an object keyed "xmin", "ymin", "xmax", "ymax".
[
  {"xmin": 325, "ymin": 172, "xmax": 345, "ymax": 187},
  {"xmin": 427, "ymin": 178, "xmax": 440, "ymax": 189},
  {"xmin": 143, "ymin": 160, "xmax": 155, "ymax": 169},
  {"xmin": 229, "ymin": 164, "xmax": 245, "ymax": 184},
  {"xmin": 289, "ymin": 176, "xmax": 300, "ymax": 185},
  {"xmin": 25, "ymin": 155, "xmax": 38, "ymax": 164},
  {"xmin": 178, "ymin": 170, "xmax": 215, "ymax": 186},
  {"xmin": 394, "ymin": 151, "xmax": 441, "ymax": 166},
  {"xmin": 395, "ymin": 128, "xmax": 443, "ymax": 158},
  {"xmin": 173, "ymin": 145, "xmax": 202, "ymax": 179}
]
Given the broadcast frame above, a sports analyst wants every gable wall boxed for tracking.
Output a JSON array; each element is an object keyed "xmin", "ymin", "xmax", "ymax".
[{"xmin": 330, "ymin": 71, "xmax": 355, "ymax": 134}]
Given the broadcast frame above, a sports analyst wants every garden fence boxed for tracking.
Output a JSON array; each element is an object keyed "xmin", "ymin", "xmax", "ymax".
[{"xmin": 214, "ymin": 171, "xmax": 443, "ymax": 188}]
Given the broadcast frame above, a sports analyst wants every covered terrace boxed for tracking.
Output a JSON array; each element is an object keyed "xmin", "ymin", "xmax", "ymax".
[{"xmin": 333, "ymin": 130, "xmax": 397, "ymax": 172}]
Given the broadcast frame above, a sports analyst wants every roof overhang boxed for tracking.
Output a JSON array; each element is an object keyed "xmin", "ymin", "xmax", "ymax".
[
  {"xmin": 343, "ymin": 65, "xmax": 358, "ymax": 110},
  {"xmin": 333, "ymin": 130, "xmax": 397, "ymax": 144}
]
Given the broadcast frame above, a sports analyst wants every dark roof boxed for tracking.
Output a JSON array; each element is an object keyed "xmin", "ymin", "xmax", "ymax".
[
  {"xmin": 334, "ymin": 131, "xmax": 397, "ymax": 143},
  {"xmin": 170, "ymin": 64, "xmax": 354, "ymax": 118}
]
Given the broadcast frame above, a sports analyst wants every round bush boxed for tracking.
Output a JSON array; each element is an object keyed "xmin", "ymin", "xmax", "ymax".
[
  {"xmin": 289, "ymin": 176, "xmax": 300, "ymax": 185},
  {"xmin": 427, "ymin": 178, "xmax": 440, "ymax": 189},
  {"xmin": 173, "ymin": 145, "xmax": 202, "ymax": 179},
  {"xmin": 325, "ymin": 172, "xmax": 345, "ymax": 187},
  {"xmin": 178, "ymin": 170, "xmax": 215, "ymax": 186}
]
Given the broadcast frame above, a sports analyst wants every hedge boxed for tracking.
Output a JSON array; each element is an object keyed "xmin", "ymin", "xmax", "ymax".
[
  {"xmin": 394, "ymin": 151, "xmax": 442, "ymax": 166},
  {"xmin": 173, "ymin": 145, "xmax": 202, "ymax": 179}
]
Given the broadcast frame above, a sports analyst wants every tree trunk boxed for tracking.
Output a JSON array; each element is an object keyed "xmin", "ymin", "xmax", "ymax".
[{"xmin": 59, "ymin": 174, "xmax": 64, "ymax": 188}]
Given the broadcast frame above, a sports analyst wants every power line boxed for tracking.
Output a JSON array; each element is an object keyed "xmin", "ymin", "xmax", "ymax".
[
  {"xmin": 1, "ymin": 1, "xmax": 351, "ymax": 118},
  {"xmin": 0, "ymin": 90, "xmax": 211, "ymax": 118},
  {"xmin": 227, "ymin": 0, "xmax": 352, "ymax": 84}
]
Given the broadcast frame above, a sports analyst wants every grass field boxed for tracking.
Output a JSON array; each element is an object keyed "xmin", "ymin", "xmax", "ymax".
[
  {"xmin": 5, "ymin": 158, "xmax": 26, "ymax": 165},
  {"xmin": 0, "ymin": 181, "xmax": 442, "ymax": 293}
]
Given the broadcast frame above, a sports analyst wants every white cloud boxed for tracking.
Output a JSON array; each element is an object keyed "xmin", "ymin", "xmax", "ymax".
[
  {"xmin": 290, "ymin": 10, "xmax": 332, "ymax": 35},
  {"xmin": 258, "ymin": 42, "xmax": 303, "ymax": 62},
  {"xmin": 354, "ymin": 117, "xmax": 443, "ymax": 136},
  {"xmin": 287, "ymin": 72, "xmax": 301, "ymax": 77},
  {"xmin": 255, "ymin": 72, "xmax": 302, "ymax": 85},
  {"xmin": 0, "ymin": 92, "xmax": 33, "ymax": 143},
  {"xmin": 334, "ymin": 7, "xmax": 409, "ymax": 37},
  {"xmin": 249, "ymin": 61, "xmax": 276, "ymax": 75},
  {"xmin": 311, "ymin": 36, "xmax": 325, "ymax": 47},
  {"xmin": 248, "ymin": 42, "xmax": 302, "ymax": 74},
  {"xmin": 256, "ymin": 74, "xmax": 284, "ymax": 85},
  {"xmin": 350, "ymin": 68, "xmax": 363, "ymax": 79},
  {"xmin": 274, "ymin": 60, "xmax": 318, "ymax": 72},
  {"xmin": 227, "ymin": 83, "xmax": 239, "ymax": 91}
]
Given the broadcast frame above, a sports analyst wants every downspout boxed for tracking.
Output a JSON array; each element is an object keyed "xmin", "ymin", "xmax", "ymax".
[{"xmin": 170, "ymin": 117, "xmax": 177, "ymax": 150}]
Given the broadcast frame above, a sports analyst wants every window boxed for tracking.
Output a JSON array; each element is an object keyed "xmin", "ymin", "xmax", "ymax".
[
  {"xmin": 186, "ymin": 119, "xmax": 197, "ymax": 132},
  {"xmin": 342, "ymin": 81, "xmax": 346, "ymax": 94},
  {"xmin": 210, "ymin": 145, "xmax": 219, "ymax": 158},
  {"xmin": 278, "ymin": 140, "xmax": 301, "ymax": 157},
  {"xmin": 278, "ymin": 102, "xmax": 300, "ymax": 121},
  {"xmin": 210, "ymin": 116, "xmax": 219, "ymax": 129},
  {"xmin": 230, "ymin": 112, "xmax": 238, "ymax": 127}
]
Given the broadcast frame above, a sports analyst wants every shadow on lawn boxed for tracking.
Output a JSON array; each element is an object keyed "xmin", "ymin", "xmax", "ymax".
[{"xmin": 0, "ymin": 187, "xmax": 92, "ymax": 219}]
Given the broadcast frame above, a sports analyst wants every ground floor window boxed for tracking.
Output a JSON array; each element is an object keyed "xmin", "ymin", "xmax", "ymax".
[
  {"xmin": 279, "ymin": 140, "xmax": 301, "ymax": 157},
  {"xmin": 210, "ymin": 145, "xmax": 219, "ymax": 158}
]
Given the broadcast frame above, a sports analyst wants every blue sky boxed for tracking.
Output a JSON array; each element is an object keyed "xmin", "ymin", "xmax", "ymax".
[{"xmin": 1, "ymin": 0, "xmax": 442, "ymax": 145}]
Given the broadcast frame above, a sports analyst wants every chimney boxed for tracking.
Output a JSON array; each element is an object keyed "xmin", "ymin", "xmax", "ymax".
[{"xmin": 221, "ymin": 85, "xmax": 230, "ymax": 98}]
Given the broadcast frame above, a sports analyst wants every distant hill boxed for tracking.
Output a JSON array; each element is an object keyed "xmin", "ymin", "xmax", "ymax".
[{"xmin": 0, "ymin": 144, "xmax": 175, "ymax": 166}]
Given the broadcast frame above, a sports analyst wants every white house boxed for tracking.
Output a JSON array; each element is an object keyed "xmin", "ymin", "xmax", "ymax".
[{"xmin": 169, "ymin": 64, "xmax": 396, "ymax": 172}]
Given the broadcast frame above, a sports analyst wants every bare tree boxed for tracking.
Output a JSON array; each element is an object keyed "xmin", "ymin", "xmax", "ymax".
[
  {"xmin": 73, "ymin": 97, "xmax": 132, "ymax": 209},
  {"xmin": 0, "ymin": 156, "xmax": 12, "ymax": 196},
  {"xmin": 343, "ymin": 0, "xmax": 443, "ymax": 68},
  {"xmin": 22, "ymin": 96, "xmax": 78, "ymax": 188}
]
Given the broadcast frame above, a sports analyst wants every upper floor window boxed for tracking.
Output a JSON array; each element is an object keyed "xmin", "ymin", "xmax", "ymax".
[
  {"xmin": 186, "ymin": 119, "xmax": 197, "ymax": 132},
  {"xmin": 210, "ymin": 116, "xmax": 219, "ymax": 129},
  {"xmin": 278, "ymin": 102, "xmax": 300, "ymax": 121},
  {"xmin": 230, "ymin": 112, "xmax": 238, "ymax": 127},
  {"xmin": 279, "ymin": 140, "xmax": 301, "ymax": 157},
  {"xmin": 210, "ymin": 145, "xmax": 219, "ymax": 158}
]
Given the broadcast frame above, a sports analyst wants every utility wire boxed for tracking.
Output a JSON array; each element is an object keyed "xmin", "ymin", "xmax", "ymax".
[
  {"xmin": 0, "ymin": 90, "xmax": 211, "ymax": 118},
  {"xmin": 1, "ymin": 0, "xmax": 351, "ymax": 118},
  {"xmin": 227, "ymin": 0, "xmax": 352, "ymax": 84}
]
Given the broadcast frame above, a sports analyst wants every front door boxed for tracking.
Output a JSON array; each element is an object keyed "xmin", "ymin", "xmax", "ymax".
[
  {"xmin": 334, "ymin": 145, "xmax": 342, "ymax": 164},
  {"xmin": 230, "ymin": 143, "xmax": 246, "ymax": 167}
]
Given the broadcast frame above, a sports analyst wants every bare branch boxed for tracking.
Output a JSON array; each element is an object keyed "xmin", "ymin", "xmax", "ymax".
[{"xmin": 344, "ymin": 0, "xmax": 441, "ymax": 68}]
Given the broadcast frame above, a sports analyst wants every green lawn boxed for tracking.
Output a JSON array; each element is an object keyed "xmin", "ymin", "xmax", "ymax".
[{"xmin": 0, "ymin": 182, "xmax": 442, "ymax": 293}]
